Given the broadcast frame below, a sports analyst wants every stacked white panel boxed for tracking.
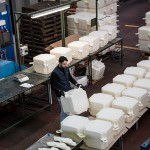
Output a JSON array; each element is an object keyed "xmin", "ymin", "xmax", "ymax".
[
  {"xmin": 84, "ymin": 120, "xmax": 114, "ymax": 149},
  {"xmin": 101, "ymin": 83, "xmax": 126, "ymax": 98},
  {"xmin": 33, "ymin": 54, "xmax": 56, "ymax": 74},
  {"xmin": 61, "ymin": 115, "xmax": 90, "ymax": 142},
  {"xmin": 96, "ymin": 108, "xmax": 125, "ymax": 135},
  {"xmin": 113, "ymin": 74, "xmax": 137, "ymax": 88},
  {"xmin": 112, "ymin": 96, "xmax": 139, "ymax": 122},
  {"xmin": 89, "ymin": 93, "xmax": 114, "ymax": 116},
  {"xmin": 122, "ymin": 87, "xmax": 149, "ymax": 111},
  {"xmin": 124, "ymin": 66, "xmax": 146, "ymax": 79}
]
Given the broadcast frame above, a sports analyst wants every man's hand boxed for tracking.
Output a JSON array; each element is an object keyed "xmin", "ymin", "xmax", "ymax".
[
  {"xmin": 76, "ymin": 83, "xmax": 83, "ymax": 88},
  {"xmin": 59, "ymin": 90, "xmax": 65, "ymax": 96}
]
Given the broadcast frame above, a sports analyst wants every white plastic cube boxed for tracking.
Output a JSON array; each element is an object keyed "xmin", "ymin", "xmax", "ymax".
[
  {"xmin": 139, "ymin": 40, "xmax": 150, "ymax": 52},
  {"xmin": 89, "ymin": 31, "xmax": 109, "ymax": 47},
  {"xmin": 124, "ymin": 66, "xmax": 146, "ymax": 79},
  {"xmin": 33, "ymin": 54, "xmax": 56, "ymax": 74},
  {"xmin": 50, "ymin": 47, "xmax": 72, "ymax": 64},
  {"xmin": 102, "ymin": 83, "xmax": 126, "ymax": 98},
  {"xmin": 96, "ymin": 108, "xmax": 125, "ymax": 135},
  {"xmin": 122, "ymin": 87, "xmax": 148, "ymax": 111},
  {"xmin": 112, "ymin": 96, "xmax": 139, "ymax": 122},
  {"xmin": 61, "ymin": 88, "xmax": 89, "ymax": 115},
  {"xmin": 138, "ymin": 26, "xmax": 150, "ymax": 41},
  {"xmin": 61, "ymin": 115, "xmax": 90, "ymax": 142},
  {"xmin": 89, "ymin": 93, "xmax": 114, "ymax": 116},
  {"xmin": 67, "ymin": 15, "xmax": 79, "ymax": 29},
  {"xmin": 145, "ymin": 71, "xmax": 150, "ymax": 79},
  {"xmin": 99, "ymin": 25, "xmax": 117, "ymax": 41},
  {"xmin": 79, "ymin": 35, "xmax": 100, "ymax": 53},
  {"xmin": 113, "ymin": 74, "xmax": 137, "ymax": 88},
  {"xmin": 84, "ymin": 120, "xmax": 114, "ymax": 149},
  {"xmin": 77, "ymin": 1, "xmax": 89, "ymax": 8},
  {"xmin": 68, "ymin": 41, "xmax": 90, "ymax": 59},
  {"xmin": 137, "ymin": 60, "xmax": 150, "ymax": 71}
]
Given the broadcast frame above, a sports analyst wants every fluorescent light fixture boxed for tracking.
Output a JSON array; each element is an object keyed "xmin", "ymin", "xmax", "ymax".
[{"xmin": 31, "ymin": 5, "xmax": 70, "ymax": 19}]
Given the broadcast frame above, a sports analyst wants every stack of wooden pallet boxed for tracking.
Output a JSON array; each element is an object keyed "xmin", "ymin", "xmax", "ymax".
[{"xmin": 20, "ymin": 1, "xmax": 68, "ymax": 63}]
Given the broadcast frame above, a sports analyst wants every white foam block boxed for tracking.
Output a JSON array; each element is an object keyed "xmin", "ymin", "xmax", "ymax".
[
  {"xmin": 112, "ymin": 96, "xmax": 139, "ymax": 122},
  {"xmin": 89, "ymin": 93, "xmax": 114, "ymax": 116},
  {"xmin": 102, "ymin": 83, "xmax": 126, "ymax": 98}
]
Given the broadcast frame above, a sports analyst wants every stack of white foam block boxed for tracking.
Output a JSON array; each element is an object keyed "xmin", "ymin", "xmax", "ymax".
[{"xmin": 137, "ymin": 11, "xmax": 150, "ymax": 52}]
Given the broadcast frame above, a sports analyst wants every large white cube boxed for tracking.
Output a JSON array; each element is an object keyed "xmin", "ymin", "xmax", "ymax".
[
  {"xmin": 67, "ymin": 15, "xmax": 79, "ymax": 29},
  {"xmin": 102, "ymin": 83, "xmax": 126, "ymax": 98},
  {"xmin": 89, "ymin": 31, "xmax": 109, "ymax": 47},
  {"xmin": 79, "ymin": 35, "xmax": 100, "ymax": 53},
  {"xmin": 138, "ymin": 40, "xmax": 150, "ymax": 52},
  {"xmin": 33, "ymin": 54, "xmax": 56, "ymax": 74},
  {"xmin": 89, "ymin": 93, "xmax": 114, "ymax": 116},
  {"xmin": 122, "ymin": 87, "xmax": 148, "ymax": 111},
  {"xmin": 91, "ymin": 59, "xmax": 105, "ymax": 80},
  {"xmin": 133, "ymin": 78, "xmax": 150, "ymax": 92},
  {"xmin": 96, "ymin": 108, "xmax": 125, "ymax": 135},
  {"xmin": 61, "ymin": 88, "xmax": 89, "ymax": 115},
  {"xmin": 137, "ymin": 60, "xmax": 150, "ymax": 71},
  {"xmin": 145, "ymin": 71, "xmax": 150, "ymax": 79},
  {"xmin": 104, "ymin": 0, "xmax": 112, "ymax": 6},
  {"xmin": 68, "ymin": 41, "xmax": 90, "ymax": 59},
  {"xmin": 124, "ymin": 66, "xmax": 146, "ymax": 79},
  {"xmin": 113, "ymin": 74, "xmax": 137, "ymax": 88},
  {"xmin": 77, "ymin": 0, "xmax": 89, "ymax": 8},
  {"xmin": 61, "ymin": 115, "xmax": 90, "ymax": 142},
  {"xmin": 138, "ymin": 26, "xmax": 150, "ymax": 41},
  {"xmin": 99, "ymin": 25, "xmax": 117, "ymax": 41},
  {"xmin": 112, "ymin": 96, "xmax": 139, "ymax": 122},
  {"xmin": 84, "ymin": 120, "xmax": 114, "ymax": 149},
  {"xmin": 50, "ymin": 47, "xmax": 72, "ymax": 64}
]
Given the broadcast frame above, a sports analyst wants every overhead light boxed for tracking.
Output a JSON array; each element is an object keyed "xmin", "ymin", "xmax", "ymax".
[{"xmin": 31, "ymin": 5, "xmax": 70, "ymax": 19}]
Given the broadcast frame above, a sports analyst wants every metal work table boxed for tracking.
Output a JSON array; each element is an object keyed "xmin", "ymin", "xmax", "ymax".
[
  {"xmin": 26, "ymin": 133, "xmax": 83, "ymax": 150},
  {"xmin": 0, "ymin": 71, "xmax": 51, "ymax": 135}
]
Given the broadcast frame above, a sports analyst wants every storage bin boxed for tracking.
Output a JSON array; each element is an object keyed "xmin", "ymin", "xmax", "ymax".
[
  {"xmin": 79, "ymin": 35, "xmax": 99, "ymax": 53},
  {"xmin": 113, "ymin": 74, "xmax": 137, "ymax": 88},
  {"xmin": 61, "ymin": 115, "xmax": 90, "ymax": 142},
  {"xmin": 91, "ymin": 60, "xmax": 105, "ymax": 80},
  {"xmin": 112, "ymin": 96, "xmax": 139, "ymax": 122},
  {"xmin": 99, "ymin": 25, "xmax": 118, "ymax": 41},
  {"xmin": 50, "ymin": 47, "xmax": 72, "ymax": 64},
  {"xmin": 68, "ymin": 41, "xmax": 90, "ymax": 59},
  {"xmin": 33, "ymin": 54, "xmax": 56, "ymax": 74},
  {"xmin": 61, "ymin": 88, "xmax": 89, "ymax": 115},
  {"xmin": 96, "ymin": 108, "xmax": 125, "ymax": 135},
  {"xmin": 89, "ymin": 93, "xmax": 114, "ymax": 116},
  {"xmin": 102, "ymin": 83, "xmax": 126, "ymax": 98},
  {"xmin": 84, "ymin": 120, "xmax": 114, "ymax": 149},
  {"xmin": 137, "ymin": 60, "xmax": 150, "ymax": 71},
  {"xmin": 124, "ymin": 66, "xmax": 146, "ymax": 79},
  {"xmin": 138, "ymin": 40, "xmax": 150, "ymax": 52},
  {"xmin": 145, "ymin": 71, "xmax": 150, "ymax": 79},
  {"xmin": 89, "ymin": 31, "xmax": 109, "ymax": 47},
  {"xmin": 138, "ymin": 26, "xmax": 150, "ymax": 41}
]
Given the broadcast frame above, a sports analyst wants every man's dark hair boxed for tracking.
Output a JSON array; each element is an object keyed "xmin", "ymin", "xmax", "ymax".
[{"xmin": 59, "ymin": 56, "xmax": 68, "ymax": 63}]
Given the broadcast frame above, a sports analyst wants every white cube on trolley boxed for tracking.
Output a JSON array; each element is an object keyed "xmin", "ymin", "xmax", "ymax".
[
  {"xmin": 113, "ymin": 74, "xmax": 137, "ymax": 88},
  {"xmin": 124, "ymin": 66, "xmax": 146, "ymax": 79},
  {"xmin": 101, "ymin": 83, "xmax": 126, "ymax": 98},
  {"xmin": 96, "ymin": 108, "xmax": 125, "ymax": 135},
  {"xmin": 122, "ymin": 87, "xmax": 149, "ymax": 111},
  {"xmin": 84, "ymin": 120, "xmax": 114, "ymax": 150},
  {"xmin": 89, "ymin": 93, "xmax": 114, "ymax": 116},
  {"xmin": 61, "ymin": 115, "xmax": 90, "ymax": 142},
  {"xmin": 112, "ymin": 96, "xmax": 139, "ymax": 122}
]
